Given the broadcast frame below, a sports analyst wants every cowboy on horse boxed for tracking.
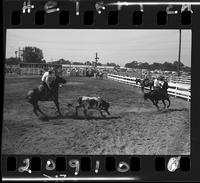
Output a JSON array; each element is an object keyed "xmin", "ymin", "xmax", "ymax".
[
  {"xmin": 39, "ymin": 67, "xmax": 55, "ymax": 99},
  {"xmin": 153, "ymin": 75, "xmax": 162, "ymax": 90},
  {"xmin": 160, "ymin": 77, "xmax": 169, "ymax": 99},
  {"xmin": 26, "ymin": 67, "xmax": 66, "ymax": 117}
]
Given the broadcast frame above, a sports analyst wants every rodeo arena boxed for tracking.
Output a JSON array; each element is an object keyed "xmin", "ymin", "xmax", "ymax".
[{"xmin": 3, "ymin": 55, "xmax": 190, "ymax": 155}]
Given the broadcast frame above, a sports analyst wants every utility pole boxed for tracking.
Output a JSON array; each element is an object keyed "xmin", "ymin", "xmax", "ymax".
[
  {"xmin": 95, "ymin": 52, "xmax": 99, "ymax": 68},
  {"xmin": 17, "ymin": 48, "xmax": 24, "ymax": 62},
  {"xmin": 18, "ymin": 48, "xmax": 21, "ymax": 59},
  {"xmin": 178, "ymin": 29, "xmax": 182, "ymax": 77},
  {"xmin": 15, "ymin": 51, "xmax": 18, "ymax": 59}
]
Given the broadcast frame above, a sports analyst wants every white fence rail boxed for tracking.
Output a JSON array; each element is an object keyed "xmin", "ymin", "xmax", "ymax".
[
  {"xmin": 170, "ymin": 76, "xmax": 191, "ymax": 85},
  {"xmin": 107, "ymin": 74, "xmax": 191, "ymax": 101}
]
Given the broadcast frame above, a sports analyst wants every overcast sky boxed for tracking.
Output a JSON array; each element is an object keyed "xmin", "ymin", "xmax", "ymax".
[{"xmin": 6, "ymin": 29, "xmax": 191, "ymax": 67}]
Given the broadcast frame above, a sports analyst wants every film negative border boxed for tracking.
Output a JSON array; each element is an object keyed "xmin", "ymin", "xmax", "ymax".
[
  {"xmin": 2, "ymin": 155, "xmax": 191, "ymax": 181},
  {"xmin": 3, "ymin": 0, "xmax": 196, "ymax": 28},
  {"xmin": 2, "ymin": 0, "xmax": 200, "ymax": 182}
]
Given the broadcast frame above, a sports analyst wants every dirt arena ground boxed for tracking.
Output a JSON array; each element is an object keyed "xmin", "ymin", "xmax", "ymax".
[{"xmin": 2, "ymin": 75, "xmax": 190, "ymax": 155}]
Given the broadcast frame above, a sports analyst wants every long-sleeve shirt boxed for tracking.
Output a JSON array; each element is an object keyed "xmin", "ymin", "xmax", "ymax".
[
  {"xmin": 154, "ymin": 79, "xmax": 160, "ymax": 87},
  {"xmin": 41, "ymin": 71, "xmax": 54, "ymax": 88}
]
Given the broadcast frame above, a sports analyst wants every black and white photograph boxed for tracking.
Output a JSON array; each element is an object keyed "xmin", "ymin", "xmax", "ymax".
[{"xmin": 2, "ymin": 29, "xmax": 191, "ymax": 155}]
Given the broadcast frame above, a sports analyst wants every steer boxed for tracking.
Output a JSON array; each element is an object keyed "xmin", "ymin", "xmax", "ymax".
[{"xmin": 75, "ymin": 96, "xmax": 110, "ymax": 118}]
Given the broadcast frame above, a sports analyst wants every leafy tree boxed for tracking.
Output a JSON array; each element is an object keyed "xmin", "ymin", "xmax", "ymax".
[
  {"xmin": 114, "ymin": 65, "xmax": 120, "ymax": 70},
  {"xmin": 162, "ymin": 62, "xmax": 173, "ymax": 71},
  {"xmin": 22, "ymin": 47, "xmax": 44, "ymax": 63},
  {"xmin": 183, "ymin": 66, "xmax": 191, "ymax": 72},
  {"xmin": 97, "ymin": 62, "xmax": 102, "ymax": 66},
  {"xmin": 173, "ymin": 61, "xmax": 184, "ymax": 67},
  {"xmin": 92, "ymin": 61, "xmax": 101, "ymax": 66},
  {"xmin": 125, "ymin": 61, "xmax": 138, "ymax": 68},
  {"xmin": 124, "ymin": 60, "xmax": 190, "ymax": 72},
  {"xmin": 106, "ymin": 62, "xmax": 117, "ymax": 66},
  {"xmin": 41, "ymin": 59, "xmax": 46, "ymax": 63},
  {"xmin": 150, "ymin": 62, "xmax": 162, "ymax": 70},
  {"xmin": 173, "ymin": 61, "xmax": 185, "ymax": 70},
  {"xmin": 58, "ymin": 59, "xmax": 71, "ymax": 64},
  {"xmin": 85, "ymin": 61, "xmax": 92, "ymax": 65},
  {"xmin": 140, "ymin": 62, "xmax": 149, "ymax": 69},
  {"xmin": 5, "ymin": 57, "xmax": 21, "ymax": 65},
  {"xmin": 73, "ymin": 62, "xmax": 84, "ymax": 65},
  {"xmin": 48, "ymin": 59, "xmax": 71, "ymax": 65}
]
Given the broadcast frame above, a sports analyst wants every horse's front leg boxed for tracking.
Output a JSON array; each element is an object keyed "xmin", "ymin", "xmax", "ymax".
[
  {"xmin": 106, "ymin": 109, "xmax": 110, "ymax": 115},
  {"xmin": 53, "ymin": 99, "xmax": 62, "ymax": 116},
  {"xmin": 155, "ymin": 100, "xmax": 160, "ymax": 110},
  {"xmin": 162, "ymin": 100, "xmax": 166, "ymax": 109},
  {"xmin": 153, "ymin": 100, "xmax": 159, "ymax": 110},
  {"xmin": 75, "ymin": 105, "xmax": 82, "ymax": 116},
  {"xmin": 83, "ymin": 107, "xmax": 88, "ymax": 119},
  {"xmin": 99, "ymin": 110, "xmax": 106, "ymax": 118},
  {"xmin": 167, "ymin": 98, "xmax": 171, "ymax": 108},
  {"xmin": 33, "ymin": 104, "xmax": 38, "ymax": 116}
]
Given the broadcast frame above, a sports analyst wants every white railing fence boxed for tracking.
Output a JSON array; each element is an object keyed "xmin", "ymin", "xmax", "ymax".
[
  {"xmin": 170, "ymin": 76, "xmax": 191, "ymax": 85},
  {"xmin": 107, "ymin": 74, "xmax": 191, "ymax": 101}
]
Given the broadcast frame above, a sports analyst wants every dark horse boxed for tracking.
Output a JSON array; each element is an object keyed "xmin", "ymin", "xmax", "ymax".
[
  {"xmin": 144, "ymin": 89, "xmax": 170, "ymax": 110},
  {"xmin": 86, "ymin": 69, "xmax": 95, "ymax": 77},
  {"xmin": 135, "ymin": 78, "xmax": 154, "ymax": 92},
  {"xmin": 96, "ymin": 72, "xmax": 104, "ymax": 79},
  {"xmin": 26, "ymin": 75, "xmax": 66, "ymax": 116}
]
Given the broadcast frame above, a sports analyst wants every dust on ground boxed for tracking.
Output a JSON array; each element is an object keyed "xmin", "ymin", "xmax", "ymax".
[{"xmin": 2, "ymin": 76, "xmax": 190, "ymax": 155}]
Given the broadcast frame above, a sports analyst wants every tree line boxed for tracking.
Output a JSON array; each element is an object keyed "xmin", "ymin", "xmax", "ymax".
[
  {"xmin": 6, "ymin": 47, "xmax": 45, "ymax": 65},
  {"xmin": 49, "ymin": 59, "xmax": 120, "ymax": 67},
  {"xmin": 5, "ymin": 46, "xmax": 119, "ymax": 67},
  {"xmin": 5, "ymin": 46, "xmax": 191, "ymax": 72},
  {"xmin": 125, "ymin": 61, "xmax": 191, "ymax": 72}
]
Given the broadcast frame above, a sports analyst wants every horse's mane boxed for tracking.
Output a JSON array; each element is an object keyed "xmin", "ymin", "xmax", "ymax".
[
  {"xmin": 49, "ymin": 76, "xmax": 57, "ymax": 87},
  {"xmin": 49, "ymin": 75, "xmax": 63, "ymax": 89}
]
